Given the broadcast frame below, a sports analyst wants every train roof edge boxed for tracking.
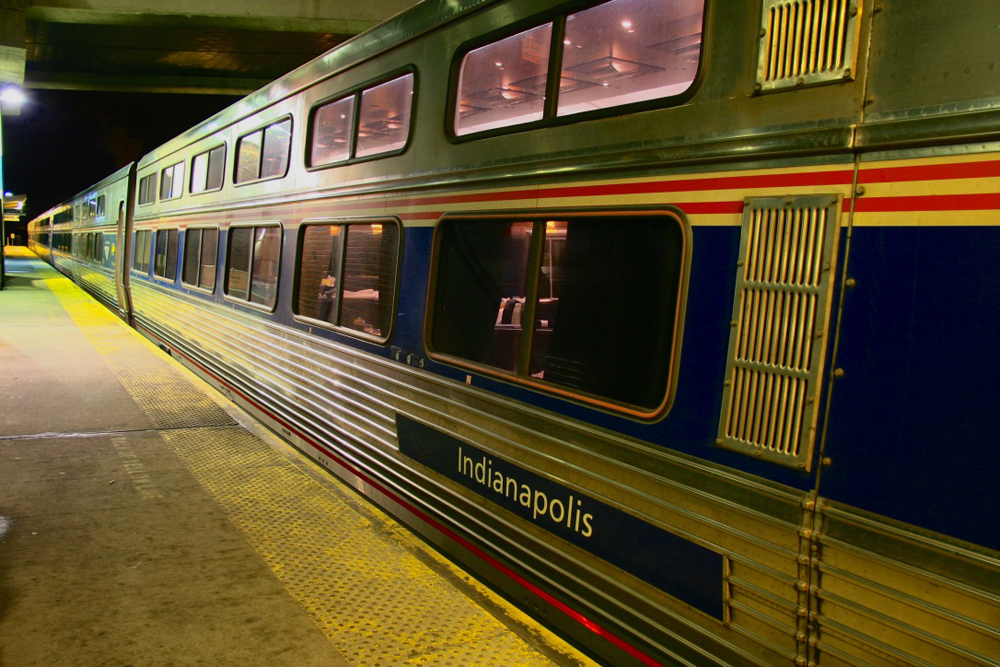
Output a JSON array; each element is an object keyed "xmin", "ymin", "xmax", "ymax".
[{"xmin": 136, "ymin": 0, "xmax": 495, "ymax": 171}]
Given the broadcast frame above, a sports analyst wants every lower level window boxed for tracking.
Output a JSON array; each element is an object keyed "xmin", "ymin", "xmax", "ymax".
[
  {"xmin": 295, "ymin": 220, "xmax": 400, "ymax": 340},
  {"xmin": 225, "ymin": 225, "xmax": 282, "ymax": 308},
  {"xmin": 153, "ymin": 229, "xmax": 178, "ymax": 281},
  {"xmin": 182, "ymin": 228, "xmax": 219, "ymax": 291},
  {"xmin": 132, "ymin": 230, "xmax": 151, "ymax": 274},
  {"xmin": 428, "ymin": 212, "xmax": 686, "ymax": 416}
]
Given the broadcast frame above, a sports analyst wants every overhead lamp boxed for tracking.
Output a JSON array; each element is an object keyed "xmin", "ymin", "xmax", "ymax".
[{"xmin": 0, "ymin": 84, "xmax": 25, "ymax": 115}]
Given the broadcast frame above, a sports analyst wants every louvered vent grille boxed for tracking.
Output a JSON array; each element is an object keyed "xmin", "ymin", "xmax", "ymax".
[
  {"xmin": 757, "ymin": 0, "xmax": 861, "ymax": 92},
  {"xmin": 718, "ymin": 196, "xmax": 841, "ymax": 471}
]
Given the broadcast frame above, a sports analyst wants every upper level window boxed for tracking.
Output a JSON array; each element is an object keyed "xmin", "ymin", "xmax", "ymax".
[
  {"xmin": 96, "ymin": 195, "xmax": 106, "ymax": 217},
  {"xmin": 309, "ymin": 72, "xmax": 414, "ymax": 168},
  {"xmin": 160, "ymin": 162, "xmax": 185, "ymax": 201},
  {"xmin": 455, "ymin": 0, "xmax": 704, "ymax": 136},
  {"xmin": 294, "ymin": 220, "xmax": 401, "ymax": 340},
  {"xmin": 235, "ymin": 118, "xmax": 292, "ymax": 184},
  {"xmin": 225, "ymin": 225, "xmax": 282, "ymax": 308},
  {"xmin": 427, "ymin": 212, "xmax": 687, "ymax": 416},
  {"xmin": 191, "ymin": 145, "xmax": 226, "ymax": 194},
  {"xmin": 138, "ymin": 174, "xmax": 157, "ymax": 205}
]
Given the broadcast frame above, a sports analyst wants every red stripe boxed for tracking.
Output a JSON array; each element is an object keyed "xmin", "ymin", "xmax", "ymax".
[
  {"xmin": 854, "ymin": 193, "xmax": 1000, "ymax": 212},
  {"xmin": 140, "ymin": 325, "xmax": 664, "ymax": 666},
  {"xmin": 860, "ymin": 159, "xmax": 1000, "ymax": 185},
  {"xmin": 393, "ymin": 169, "xmax": 853, "ymax": 209}
]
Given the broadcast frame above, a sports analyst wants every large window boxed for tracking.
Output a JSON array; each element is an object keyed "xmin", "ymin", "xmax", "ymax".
[
  {"xmin": 455, "ymin": 0, "xmax": 704, "ymax": 135},
  {"xmin": 295, "ymin": 220, "xmax": 400, "ymax": 339},
  {"xmin": 132, "ymin": 230, "xmax": 152, "ymax": 274},
  {"xmin": 182, "ymin": 228, "xmax": 219, "ymax": 291},
  {"xmin": 428, "ymin": 212, "xmax": 686, "ymax": 415},
  {"xmin": 235, "ymin": 119, "xmax": 292, "ymax": 184},
  {"xmin": 308, "ymin": 72, "xmax": 414, "ymax": 168},
  {"xmin": 225, "ymin": 225, "xmax": 282, "ymax": 308},
  {"xmin": 153, "ymin": 228, "xmax": 179, "ymax": 281},
  {"xmin": 190, "ymin": 145, "xmax": 226, "ymax": 194}
]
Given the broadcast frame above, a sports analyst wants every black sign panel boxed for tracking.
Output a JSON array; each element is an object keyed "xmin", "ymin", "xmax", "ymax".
[{"xmin": 396, "ymin": 414, "xmax": 723, "ymax": 620}]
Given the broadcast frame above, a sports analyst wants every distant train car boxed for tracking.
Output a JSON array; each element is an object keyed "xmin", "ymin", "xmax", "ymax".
[
  {"xmin": 27, "ymin": 164, "xmax": 134, "ymax": 319},
  {"xmin": 28, "ymin": 0, "xmax": 1000, "ymax": 664}
]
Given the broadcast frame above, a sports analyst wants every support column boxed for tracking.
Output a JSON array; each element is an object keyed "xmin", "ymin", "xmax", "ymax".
[{"xmin": 0, "ymin": 1, "xmax": 27, "ymax": 287}]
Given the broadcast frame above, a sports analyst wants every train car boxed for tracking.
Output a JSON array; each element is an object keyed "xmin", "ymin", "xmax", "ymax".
[
  {"xmin": 27, "ymin": 164, "xmax": 134, "ymax": 320},
  {"xmin": 25, "ymin": 203, "xmax": 64, "ymax": 264},
  {"xmin": 29, "ymin": 0, "xmax": 1000, "ymax": 664}
]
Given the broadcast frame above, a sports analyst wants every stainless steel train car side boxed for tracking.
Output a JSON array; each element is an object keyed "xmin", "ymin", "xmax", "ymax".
[{"xmin": 29, "ymin": 0, "xmax": 1000, "ymax": 664}]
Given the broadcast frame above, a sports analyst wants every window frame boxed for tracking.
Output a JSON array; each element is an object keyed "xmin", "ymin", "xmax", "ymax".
[
  {"xmin": 448, "ymin": 0, "xmax": 706, "ymax": 140},
  {"xmin": 291, "ymin": 217, "xmax": 403, "ymax": 344},
  {"xmin": 305, "ymin": 68, "xmax": 417, "ymax": 171},
  {"xmin": 233, "ymin": 117, "xmax": 293, "ymax": 186},
  {"xmin": 181, "ymin": 226, "xmax": 220, "ymax": 293},
  {"xmin": 222, "ymin": 222, "xmax": 284, "ymax": 312},
  {"xmin": 424, "ymin": 208, "xmax": 690, "ymax": 419}
]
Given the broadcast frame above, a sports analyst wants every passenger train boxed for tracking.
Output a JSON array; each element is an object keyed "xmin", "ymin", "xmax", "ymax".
[{"xmin": 27, "ymin": 0, "xmax": 1000, "ymax": 664}]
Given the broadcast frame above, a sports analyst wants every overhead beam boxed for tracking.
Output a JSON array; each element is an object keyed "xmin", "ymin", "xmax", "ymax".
[
  {"xmin": 24, "ymin": 70, "xmax": 267, "ymax": 95},
  {"xmin": 25, "ymin": 0, "xmax": 415, "ymax": 34}
]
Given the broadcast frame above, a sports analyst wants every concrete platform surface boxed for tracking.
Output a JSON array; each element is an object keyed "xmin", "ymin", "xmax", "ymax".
[{"xmin": 0, "ymin": 246, "xmax": 596, "ymax": 667}]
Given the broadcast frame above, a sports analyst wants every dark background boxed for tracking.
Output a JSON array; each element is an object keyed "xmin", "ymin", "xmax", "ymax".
[{"xmin": 4, "ymin": 88, "xmax": 237, "ymax": 224}]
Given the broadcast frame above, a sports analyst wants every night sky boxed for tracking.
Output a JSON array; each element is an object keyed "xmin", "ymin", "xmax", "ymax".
[{"xmin": 4, "ymin": 88, "xmax": 239, "ymax": 223}]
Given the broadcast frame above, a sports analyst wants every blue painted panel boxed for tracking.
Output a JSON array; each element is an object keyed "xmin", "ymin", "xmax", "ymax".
[
  {"xmin": 398, "ymin": 225, "xmax": 817, "ymax": 490},
  {"xmin": 822, "ymin": 226, "xmax": 1000, "ymax": 551},
  {"xmin": 397, "ymin": 414, "xmax": 725, "ymax": 620}
]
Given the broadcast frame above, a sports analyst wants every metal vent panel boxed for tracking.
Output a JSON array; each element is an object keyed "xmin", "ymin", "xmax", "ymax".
[
  {"xmin": 718, "ymin": 195, "xmax": 841, "ymax": 471},
  {"xmin": 756, "ymin": 0, "xmax": 861, "ymax": 92}
]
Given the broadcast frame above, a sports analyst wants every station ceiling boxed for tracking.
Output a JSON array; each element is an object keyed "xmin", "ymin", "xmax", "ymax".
[{"xmin": 12, "ymin": 0, "xmax": 418, "ymax": 96}]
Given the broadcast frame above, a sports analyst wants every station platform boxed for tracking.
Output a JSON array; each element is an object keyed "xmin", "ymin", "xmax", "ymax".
[{"xmin": 0, "ymin": 246, "xmax": 595, "ymax": 666}]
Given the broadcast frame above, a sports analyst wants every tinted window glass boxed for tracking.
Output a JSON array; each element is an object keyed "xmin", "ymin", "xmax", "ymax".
[
  {"xmin": 226, "ymin": 225, "xmax": 280, "ymax": 308},
  {"xmin": 192, "ymin": 145, "xmax": 226, "ymax": 194},
  {"xmin": 226, "ymin": 227, "xmax": 253, "ymax": 299},
  {"xmin": 138, "ymin": 174, "xmax": 157, "ymax": 205},
  {"xmin": 310, "ymin": 96, "xmax": 355, "ymax": 166},
  {"xmin": 132, "ymin": 230, "xmax": 151, "ymax": 273},
  {"xmin": 235, "ymin": 130, "xmax": 262, "ymax": 183},
  {"xmin": 249, "ymin": 227, "xmax": 281, "ymax": 306},
  {"xmin": 341, "ymin": 223, "xmax": 400, "ymax": 336},
  {"xmin": 431, "ymin": 214, "xmax": 685, "ymax": 412},
  {"xmin": 295, "ymin": 221, "xmax": 399, "ymax": 339},
  {"xmin": 558, "ymin": 0, "xmax": 703, "ymax": 116},
  {"xmin": 153, "ymin": 229, "xmax": 179, "ymax": 281},
  {"xmin": 454, "ymin": 0, "xmax": 704, "ymax": 135},
  {"xmin": 160, "ymin": 162, "xmax": 184, "ymax": 200},
  {"xmin": 456, "ymin": 24, "xmax": 552, "ymax": 135},
  {"xmin": 356, "ymin": 74, "xmax": 414, "ymax": 158},
  {"xmin": 199, "ymin": 229, "xmax": 219, "ymax": 290},
  {"xmin": 261, "ymin": 120, "xmax": 292, "ymax": 179},
  {"xmin": 182, "ymin": 228, "xmax": 219, "ymax": 291},
  {"xmin": 297, "ymin": 224, "xmax": 343, "ymax": 322}
]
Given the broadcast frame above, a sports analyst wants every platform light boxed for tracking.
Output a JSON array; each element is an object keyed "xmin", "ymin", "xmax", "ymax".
[{"xmin": 0, "ymin": 84, "xmax": 25, "ymax": 114}]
